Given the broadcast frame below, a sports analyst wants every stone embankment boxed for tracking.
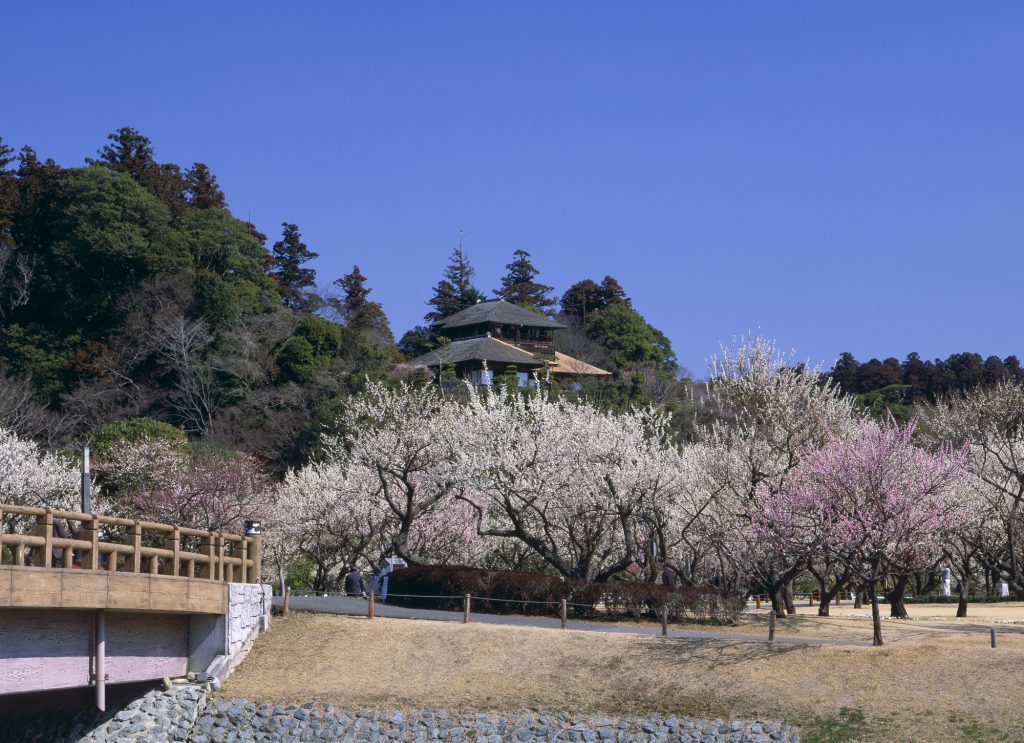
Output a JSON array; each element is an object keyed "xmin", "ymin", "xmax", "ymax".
[{"xmin": 5, "ymin": 688, "xmax": 801, "ymax": 743}]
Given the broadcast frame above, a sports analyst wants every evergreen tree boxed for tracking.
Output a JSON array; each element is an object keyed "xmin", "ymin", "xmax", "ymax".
[
  {"xmin": 561, "ymin": 275, "xmax": 632, "ymax": 327},
  {"xmin": 598, "ymin": 275, "xmax": 631, "ymax": 309},
  {"xmin": 331, "ymin": 265, "xmax": 370, "ymax": 321},
  {"xmin": 88, "ymin": 127, "xmax": 157, "ymax": 178},
  {"xmin": 330, "ymin": 265, "xmax": 394, "ymax": 346},
  {"xmin": 0, "ymin": 138, "xmax": 16, "ymax": 241},
  {"xmin": 271, "ymin": 222, "xmax": 318, "ymax": 310},
  {"xmin": 184, "ymin": 162, "xmax": 226, "ymax": 209},
  {"xmin": 425, "ymin": 236, "xmax": 486, "ymax": 323},
  {"xmin": 560, "ymin": 279, "xmax": 602, "ymax": 323},
  {"xmin": 88, "ymin": 127, "xmax": 186, "ymax": 213},
  {"xmin": 494, "ymin": 249, "xmax": 554, "ymax": 310}
]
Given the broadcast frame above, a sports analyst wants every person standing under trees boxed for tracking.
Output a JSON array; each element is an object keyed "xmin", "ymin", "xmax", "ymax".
[
  {"xmin": 344, "ymin": 566, "xmax": 365, "ymax": 597},
  {"xmin": 661, "ymin": 564, "xmax": 678, "ymax": 589}
]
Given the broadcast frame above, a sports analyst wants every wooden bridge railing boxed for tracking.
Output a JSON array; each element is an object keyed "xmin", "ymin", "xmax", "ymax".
[{"xmin": 0, "ymin": 504, "xmax": 261, "ymax": 583}]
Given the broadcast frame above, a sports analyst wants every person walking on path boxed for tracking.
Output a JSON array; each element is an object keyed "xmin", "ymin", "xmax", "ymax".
[{"xmin": 344, "ymin": 566, "xmax": 365, "ymax": 597}]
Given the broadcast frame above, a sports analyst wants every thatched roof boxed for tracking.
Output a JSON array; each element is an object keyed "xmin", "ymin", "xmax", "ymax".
[
  {"xmin": 546, "ymin": 352, "xmax": 611, "ymax": 377},
  {"xmin": 438, "ymin": 300, "xmax": 566, "ymax": 330},
  {"xmin": 402, "ymin": 336, "xmax": 544, "ymax": 369}
]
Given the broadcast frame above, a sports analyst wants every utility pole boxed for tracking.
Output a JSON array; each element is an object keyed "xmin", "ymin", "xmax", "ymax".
[{"xmin": 81, "ymin": 444, "xmax": 92, "ymax": 514}]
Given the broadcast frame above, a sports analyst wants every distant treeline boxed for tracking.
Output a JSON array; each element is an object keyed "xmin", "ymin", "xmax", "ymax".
[{"xmin": 827, "ymin": 352, "xmax": 1024, "ymax": 420}]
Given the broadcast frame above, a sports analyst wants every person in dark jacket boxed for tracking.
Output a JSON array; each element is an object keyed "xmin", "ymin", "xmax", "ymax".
[
  {"xmin": 344, "ymin": 566, "xmax": 364, "ymax": 597},
  {"xmin": 661, "ymin": 564, "xmax": 678, "ymax": 589}
]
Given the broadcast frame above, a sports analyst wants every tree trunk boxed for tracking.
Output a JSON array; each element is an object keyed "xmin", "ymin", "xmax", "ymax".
[
  {"xmin": 769, "ymin": 589, "xmax": 786, "ymax": 619},
  {"xmin": 888, "ymin": 574, "xmax": 909, "ymax": 619},
  {"xmin": 869, "ymin": 581, "xmax": 883, "ymax": 646},
  {"xmin": 783, "ymin": 580, "xmax": 796, "ymax": 615},
  {"xmin": 957, "ymin": 575, "xmax": 969, "ymax": 618},
  {"xmin": 854, "ymin": 585, "xmax": 863, "ymax": 609},
  {"xmin": 816, "ymin": 576, "xmax": 831, "ymax": 617}
]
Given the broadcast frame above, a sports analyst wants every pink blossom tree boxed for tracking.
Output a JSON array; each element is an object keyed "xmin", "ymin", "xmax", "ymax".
[
  {"xmin": 96, "ymin": 438, "xmax": 271, "ymax": 533},
  {"xmin": 755, "ymin": 419, "xmax": 966, "ymax": 645}
]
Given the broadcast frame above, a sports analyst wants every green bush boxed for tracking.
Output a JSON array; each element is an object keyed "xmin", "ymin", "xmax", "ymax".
[
  {"xmin": 903, "ymin": 593, "xmax": 1018, "ymax": 604},
  {"xmin": 387, "ymin": 565, "xmax": 744, "ymax": 624}
]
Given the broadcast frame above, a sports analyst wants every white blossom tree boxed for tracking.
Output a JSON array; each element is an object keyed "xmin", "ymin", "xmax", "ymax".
[
  {"xmin": 924, "ymin": 380, "xmax": 1024, "ymax": 597},
  {"xmin": 0, "ymin": 426, "xmax": 78, "ymax": 510},
  {"xmin": 274, "ymin": 460, "xmax": 393, "ymax": 589},
  {"xmin": 461, "ymin": 387, "xmax": 682, "ymax": 581},
  {"xmin": 330, "ymin": 380, "xmax": 471, "ymax": 563},
  {"xmin": 698, "ymin": 336, "xmax": 860, "ymax": 617}
]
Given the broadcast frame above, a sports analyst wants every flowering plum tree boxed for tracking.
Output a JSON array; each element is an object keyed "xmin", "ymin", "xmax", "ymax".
[
  {"xmin": 0, "ymin": 426, "xmax": 78, "ymax": 510},
  {"xmin": 96, "ymin": 438, "xmax": 270, "ymax": 533},
  {"xmin": 699, "ymin": 337, "xmax": 859, "ymax": 617},
  {"xmin": 924, "ymin": 380, "xmax": 1024, "ymax": 598},
  {"xmin": 332, "ymin": 381, "xmax": 470, "ymax": 563},
  {"xmin": 461, "ymin": 388, "xmax": 681, "ymax": 581},
  {"xmin": 755, "ymin": 419, "xmax": 966, "ymax": 645},
  {"xmin": 274, "ymin": 461, "xmax": 392, "ymax": 589}
]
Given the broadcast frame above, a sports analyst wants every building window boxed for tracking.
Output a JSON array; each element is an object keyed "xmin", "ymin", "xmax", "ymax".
[
  {"xmin": 470, "ymin": 369, "xmax": 494, "ymax": 386},
  {"xmin": 517, "ymin": 372, "xmax": 537, "ymax": 388}
]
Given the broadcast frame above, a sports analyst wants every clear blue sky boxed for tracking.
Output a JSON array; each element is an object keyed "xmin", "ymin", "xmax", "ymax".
[{"xmin": 4, "ymin": 3, "xmax": 1022, "ymax": 376}]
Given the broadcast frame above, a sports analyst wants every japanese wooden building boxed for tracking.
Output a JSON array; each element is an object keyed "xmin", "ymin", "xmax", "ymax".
[{"xmin": 401, "ymin": 300, "xmax": 610, "ymax": 386}]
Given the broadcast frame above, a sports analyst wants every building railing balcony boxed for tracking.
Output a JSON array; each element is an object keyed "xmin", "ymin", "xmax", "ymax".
[{"xmin": 0, "ymin": 504, "xmax": 261, "ymax": 584}]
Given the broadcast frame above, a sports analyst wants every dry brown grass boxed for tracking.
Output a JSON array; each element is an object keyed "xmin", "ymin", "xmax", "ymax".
[{"xmin": 223, "ymin": 611, "xmax": 1024, "ymax": 743}]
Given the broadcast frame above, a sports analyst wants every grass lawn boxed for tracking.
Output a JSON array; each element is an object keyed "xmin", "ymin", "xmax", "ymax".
[{"xmin": 221, "ymin": 608, "xmax": 1024, "ymax": 743}]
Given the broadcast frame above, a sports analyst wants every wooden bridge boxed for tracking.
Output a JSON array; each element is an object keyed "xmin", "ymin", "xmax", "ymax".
[{"xmin": 0, "ymin": 504, "xmax": 268, "ymax": 710}]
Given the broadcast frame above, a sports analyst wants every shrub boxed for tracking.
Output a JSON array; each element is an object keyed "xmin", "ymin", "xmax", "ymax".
[
  {"xmin": 388, "ymin": 565, "xmax": 745, "ymax": 624},
  {"xmin": 903, "ymin": 593, "xmax": 1018, "ymax": 604}
]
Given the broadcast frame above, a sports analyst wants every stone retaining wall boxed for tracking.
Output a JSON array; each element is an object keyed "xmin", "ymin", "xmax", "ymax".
[
  {"xmin": 5, "ymin": 688, "xmax": 801, "ymax": 743},
  {"xmin": 227, "ymin": 583, "xmax": 272, "ymax": 665}
]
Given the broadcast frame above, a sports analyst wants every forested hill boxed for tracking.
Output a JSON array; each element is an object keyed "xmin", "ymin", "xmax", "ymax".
[
  {"xmin": 0, "ymin": 129, "xmax": 686, "ymax": 470},
  {"xmin": 827, "ymin": 351, "xmax": 1024, "ymax": 422},
  {"xmin": 0, "ymin": 129, "xmax": 402, "ymax": 469}
]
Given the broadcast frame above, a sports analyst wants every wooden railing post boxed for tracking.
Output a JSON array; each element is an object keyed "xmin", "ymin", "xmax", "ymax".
[
  {"xmin": 33, "ymin": 510, "xmax": 54, "ymax": 568},
  {"xmin": 216, "ymin": 534, "xmax": 226, "ymax": 582},
  {"xmin": 85, "ymin": 516, "xmax": 100, "ymax": 570},
  {"xmin": 239, "ymin": 537, "xmax": 248, "ymax": 584},
  {"xmin": 129, "ymin": 521, "xmax": 142, "ymax": 574},
  {"xmin": 199, "ymin": 533, "xmax": 214, "ymax": 579},
  {"xmin": 171, "ymin": 526, "xmax": 180, "ymax": 578},
  {"xmin": 250, "ymin": 535, "xmax": 262, "ymax": 584}
]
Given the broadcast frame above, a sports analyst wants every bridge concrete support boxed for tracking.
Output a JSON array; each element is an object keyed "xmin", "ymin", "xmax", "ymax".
[
  {"xmin": 194, "ymin": 583, "xmax": 272, "ymax": 684},
  {"xmin": 0, "ymin": 567, "xmax": 271, "ymax": 704},
  {"xmin": 94, "ymin": 609, "xmax": 105, "ymax": 712}
]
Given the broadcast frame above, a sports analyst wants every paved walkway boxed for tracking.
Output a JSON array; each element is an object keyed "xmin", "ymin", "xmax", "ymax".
[{"xmin": 272, "ymin": 594, "xmax": 873, "ymax": 647}]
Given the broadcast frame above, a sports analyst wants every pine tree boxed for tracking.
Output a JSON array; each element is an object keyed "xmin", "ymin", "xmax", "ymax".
[
  {"xmin": 88, "ymin": 127, "xmax": 157, "ymax": 178},
  {"xmin": 425, "ymin": 235, "xmax": 486, "ymax": 323},
  {"xmin": 271, "ymin": 222, "xmax": 318, "ymax": 310},
  {"xmin": 0, "ymin": 138, "xmax": 16, "ymax": 239},
  {"xmin": 88, "ymin": 127, "xmax": 186, "ymax": 213},
  {"xmin": 331, "ymin": 265, "xmax": 394, "ymax": 346},
  {"xmin": 184, "ymin": 162, "xmax": 226, "ymax": 209},
  {"xmin": 561, "ymin": 276, "xmax": 632, "ymax": 327},
  {"xmin": 598, "ymin": 275, "xmax": 632, "ymax": 309},
  {"xmin": 332, "ymin": 265, "xmax": 370, "ymax": 321},
  {"xmin": 495, "ymin": 249, "xmax": 555, "ymax": 310},
  {"xmin": 560, "ymin": 279, "xmax": 603, "ymax": 324}
]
